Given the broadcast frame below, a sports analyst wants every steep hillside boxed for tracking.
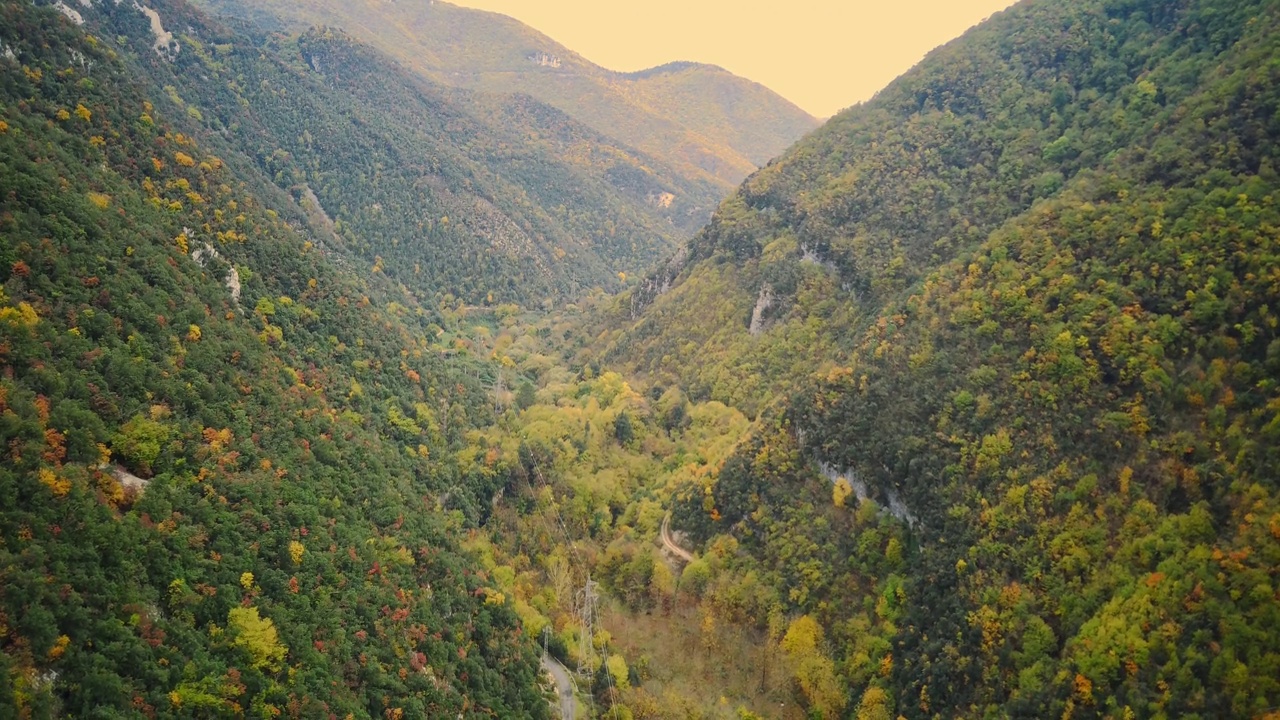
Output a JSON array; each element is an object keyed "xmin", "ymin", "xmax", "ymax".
[
  {"xmin": 622, "ymin": 61, "xmax": 822, "ymax": 167},
  {"xmin": 592, "ymin": 0, "xmax": 1280, "ymax": 716},
  {"xmin": 600, "ymin": 0, "xmax": 1278, "ymax": 413},
  {"xmin": 71, "ymin": 0, "xmax": 726, "ymax": 305},
  {"xmin": 191, "ymin": 0, "xmax": 820, "ymax": 189},
  {"xmin": 0, "ymin": 2, "xmax": 549, "ymax": 715}
]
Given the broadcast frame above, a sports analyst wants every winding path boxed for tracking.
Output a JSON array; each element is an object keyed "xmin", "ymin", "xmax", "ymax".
[
  {"xmin": 535, "ymin": 514, "xmax": 693, "ymax": 719},
  {"xmin": 541, "ymin": 653, "xmax": 576, "ymax": 720},
  {"xmin": 660, "ymin": 513, "xmax": 694, "ymax": 563}
]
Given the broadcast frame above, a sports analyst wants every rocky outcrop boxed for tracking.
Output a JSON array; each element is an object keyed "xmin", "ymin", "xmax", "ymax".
[
  {"xmin": 40, "ymin": 0, "xmax": 179, "ymax": 58},
  {"xmin": 647, "ymin": 191, "xmax": 676, "ymax": 209},
  {"xmin": 112, "ymin": 465, "xmax": 150, "ymax": 493},
  {"xmin": 52, "ymin": 1, "xmax": 85, "ymax": 25},
  {"xmin": 191, "ymin": 239, "xmax": 242, "ymax": 307},
  {"xmin": 799, "ymin": 242, "xmax": 838, "ymax": 272},
  {"xmin": 224, "ymin": 266, "xmax": 241, "ymax": 305},
  {"xmin": 817, "ymin": 461, "xmax": 919, "ymax": 529},
  {"xmin": 748, "ymin": 283, "xmax": 775, "ymax": 336},
  {"xmin": 629, "ymin": 245, "xmax": 689, "ymax": 319},
  {"xmin": 132, "ymin": 1, "xmax": 180, "ymax": 62},
  {"xmin": 527, "ymin": 52, "xmax": 562, "ymax": 69}
]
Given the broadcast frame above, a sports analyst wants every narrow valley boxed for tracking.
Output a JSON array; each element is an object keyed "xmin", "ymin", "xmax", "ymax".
[{"xmin": 3, "ymin": 0, "xmax": 1280, "ymax": 718}]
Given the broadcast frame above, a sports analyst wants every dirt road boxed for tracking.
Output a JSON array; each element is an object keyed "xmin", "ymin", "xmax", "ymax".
[
  {"xmin": 541, "ymin": 653, "xmax": 576, "ymax": 720},
  {"xmin": 660, "ymin": 513, "xmax": 694, "ymax": 563}
]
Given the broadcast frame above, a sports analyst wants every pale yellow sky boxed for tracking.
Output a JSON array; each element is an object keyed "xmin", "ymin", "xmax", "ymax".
[{"xmin": 451, "ymin": 0, "xmax": 1019, "ymax": 118}]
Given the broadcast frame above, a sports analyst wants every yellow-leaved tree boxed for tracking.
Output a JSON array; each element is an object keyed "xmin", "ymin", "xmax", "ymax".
[
  {"xmin": 856, "ymin": 685, "xmax": 893, "ymax": 720},
  {"xmin": 781, "ymin": 615, "xmax": 847, "ymax": 718},
  {"xmin": 227, "ymin": 607, "xmax": 286, "ymax": 671},
  {"xmin": 605, "ymin": 654, "xmax": 630, "ymax": 691},
  {"xmin": 288, "ymin": 540, "xmax": 305, "ymax": 565},
  {"xmin": 833, "ymin": 477, "xmax": 854, "ymax": 507}
]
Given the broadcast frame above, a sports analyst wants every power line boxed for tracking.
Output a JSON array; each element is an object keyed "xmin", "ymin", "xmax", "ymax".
[
  {"xmin": 525, "ymin": 458, "xmax": 621, "ymax": 719},
  {"xmin": 576, "ymin": 578, "xmax": 600, "ymax": 677},
  {"xmin": 513, "ymin": 458, "xmax": 602, "ymax": 719}
]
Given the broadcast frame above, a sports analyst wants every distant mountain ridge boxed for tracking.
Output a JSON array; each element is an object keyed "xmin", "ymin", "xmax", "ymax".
[
  {"xmin": 619, "ymin": 61, "xmax": 724, "ymax": 79},
  {"xmin": 190, "ymin": 0, "xmax": 821, "ymax": 189},
  {"xmin": 46, "ymin": 0, "xmax": 728, "ymax": 304}
]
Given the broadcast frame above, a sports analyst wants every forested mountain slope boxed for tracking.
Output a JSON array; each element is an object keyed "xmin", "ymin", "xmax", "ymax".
[
  {"xmin": 0, "ymin": 1, "xmax": 550, "ymax": 715},
  {"xmin": 68, "ymin": 0, "xmax": 723, "ymax": 305},
  {"xmin": 190, "ymin": 0, "xmax": 821, "ymax": 190},
  {"xmin": 590, "ymin": 0, "xmax": 1280, "ymax": 716},
  {"xmin": 601, "ymin": 0, "xmax": 1279, "ymax": 414},
  {"xmin": 8, "ymin": 0, "xmax": 1280, "ymax": 717}
]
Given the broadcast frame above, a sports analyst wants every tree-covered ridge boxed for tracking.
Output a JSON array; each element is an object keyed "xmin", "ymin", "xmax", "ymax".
[
  {"xmin": 0, "ymin": 2, "xmax": 549, "ymax": 715},
  {"xmin": 596, "ymin": 0, "xmax": 1277, "ymax": 416},
  {"xmin": 189, "ymin": 0, "xmax": 820, "ymax": 190},
  {"xmin": 74, "ymin": 0, "xmax": 719, "ymax": 305},
  {"xmin": 627, "ymin": 0, "xmax": 1280, "ymax": 717},
  {"xmin": 793, "ymin": 179, "xmax": 1280, "ymax": 717},
  {"xmin": 790, "ymin": 28, "xmax": 1280, "ymax": 710}
]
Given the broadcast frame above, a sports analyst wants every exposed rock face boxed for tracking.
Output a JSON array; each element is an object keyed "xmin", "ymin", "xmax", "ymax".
[
  {"xmin": 629, "ymin": 245, "xmax": 690, "ymax": 319},
  {"xmin": 52, "ymin": 1, "xmax": 85, "ymax": 25},
  {"xmin": 41, "ymin": 0, "xmax": 179, "ymax": 58},
  {"xmin": 648, "ymin": 191, "xmax": 676, "ymax": 209},
  {"xmin": 799, "ymin": 242, "xmax": 838, "ymax": 272},
  {"xmin": 799, "ymin": 242, "xmax": 861, "ymax": 297},
  {"xmin": 224, "ymin": 266, "xmax": 241, "ymax": 305},
  {"xmin": 527, "ymin": 51, "xmax": 561, "ymax": 68},
  {"xmin": 748, "ymin": 283, "xmax": 774, "ymax": 336},
  {"xmin": 298, "ymin": 185, "xmax": 337, "ymax": 235},
  {"xmin": 133, "ymin": 1, "xmax": 180, "ymax": 61},
  {"xmin": 817, "ymin": 461, "xmax": 919, "ymax": 529},
  {"xmin": 191, "ymin": 240, "xmax": 242, "ymax": 307},
  {"xmin": 112, "ymin": 465, "xmax": 150, "ymax": 493}
]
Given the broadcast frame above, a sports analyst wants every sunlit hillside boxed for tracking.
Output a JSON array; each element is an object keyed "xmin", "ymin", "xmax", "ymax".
[{"xmin": 193, "ymin": 0, "xmax": 820, "ymax": 189}]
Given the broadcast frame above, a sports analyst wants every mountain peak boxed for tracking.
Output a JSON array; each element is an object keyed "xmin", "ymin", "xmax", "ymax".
[
  {"xmin": 619, "ymin": 61, "xmax": 730, "ymax": 79},
  {"xmin": 192, "ymin": 0, "xmax": 819, "ymax": 185}
]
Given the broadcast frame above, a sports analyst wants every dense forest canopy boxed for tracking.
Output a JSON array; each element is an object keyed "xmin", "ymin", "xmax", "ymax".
[
  {"xmin": 4, "ymin": 0, "xmax": 1280, "ymax": 717},
  {"xmin": 0, "ymin": 1, "xmax": 550, "ymax": 715},
  {"xmin": 599, "ymin": 0, "xmax": 1280, "ymax": 716}
]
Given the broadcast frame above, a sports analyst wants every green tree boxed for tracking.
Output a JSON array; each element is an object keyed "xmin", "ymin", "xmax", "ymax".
[
  {"xmin": 515, "ymin": 381, "xmax": 537, "ymax": 410},
  {"xmin": 112, "ymin": 414, "xmax": 170, "ymax": 476},
  {"xmin": 613, "ymin": 411, "xmax": 634, "ymax": 445}
]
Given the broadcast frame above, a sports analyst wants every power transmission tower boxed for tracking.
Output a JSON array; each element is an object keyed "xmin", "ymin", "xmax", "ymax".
[{"xmin": 576, "ymin": 577, "xmax": 600, "ymax": 677}]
